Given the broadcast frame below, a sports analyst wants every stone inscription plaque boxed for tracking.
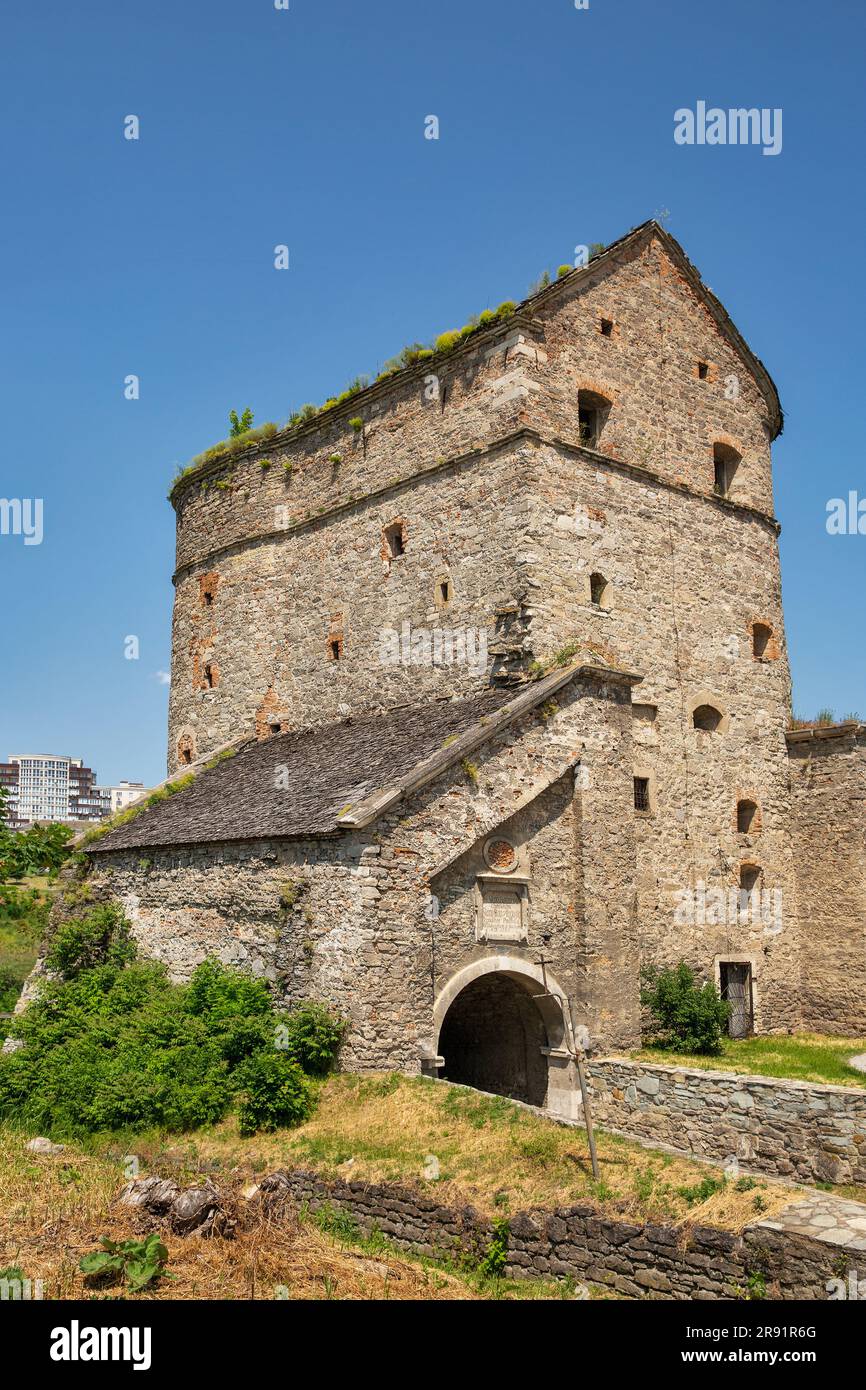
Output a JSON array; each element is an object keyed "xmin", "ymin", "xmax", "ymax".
[{"xmin": 479, "ymin": 885, "xmax": 526, "ymax": 943}]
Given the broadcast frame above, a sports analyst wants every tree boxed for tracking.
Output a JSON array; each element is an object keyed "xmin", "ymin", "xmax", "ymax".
[{"xmin": 228, "ymin": 407, "xmax": 254, "ymax": 438}]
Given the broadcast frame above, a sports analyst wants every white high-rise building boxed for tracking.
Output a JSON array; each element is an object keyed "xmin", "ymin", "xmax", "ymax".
[{"xmin": 0, "ymin": 754, "xmax": 113, "ymax": 827}]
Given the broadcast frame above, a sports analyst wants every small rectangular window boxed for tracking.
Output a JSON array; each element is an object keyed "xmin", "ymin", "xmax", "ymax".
[
  {"xmin": 633, "ymin": 777, "xmax": 650, "ymax": 812},
  {"xmin": 383, "ymin": 521, "xmax": 406, "ymax": 559},
  {"xmin": 600, "ymin": 318, "xmax": 613, "ymax": 337},
  {"xmin": 697, "ymin": 361, "xmax": 709, "ymax": 380}
]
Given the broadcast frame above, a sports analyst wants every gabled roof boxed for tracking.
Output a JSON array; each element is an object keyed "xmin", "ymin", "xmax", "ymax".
[
  {"xmin": 526, "ymin": 220, "xmax": 783, "ymax": 439},
  {"xmin": 86, "ymin": 660, "xmax": 640, "ymax": 854},
  {"xmin": 171, "ymin": 221, "xmax": 783, "ymax": 502}
]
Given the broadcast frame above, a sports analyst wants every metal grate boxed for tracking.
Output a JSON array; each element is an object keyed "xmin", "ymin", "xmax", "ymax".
[{"xmin": 633, "ymin": 777, "xmax": 650, "ymax": 811}]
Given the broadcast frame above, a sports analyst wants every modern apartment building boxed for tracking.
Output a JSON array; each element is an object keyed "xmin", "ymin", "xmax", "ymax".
[
  {"xmin": 0, "ymin": 755, "xmax": 111, "ymax": 827},
  {"xmin": 104, "ymin": 781, "xmax": 150, "ymax": 814}
]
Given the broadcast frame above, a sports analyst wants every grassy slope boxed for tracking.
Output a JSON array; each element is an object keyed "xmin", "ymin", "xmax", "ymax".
[
  {"xmin": 0, "ymin": 1124, "xmax": 595, "ymax": 1301},
  {"xmin": 632, "ymin": 1034, "xmax": 866, "ymax": 1088},
  {"xmin": 101, "ymin": 1072, "xmax": 797, "ymax": 1230}
]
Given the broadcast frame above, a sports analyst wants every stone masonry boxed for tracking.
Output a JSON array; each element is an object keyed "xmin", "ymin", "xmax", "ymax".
[{"xmin": 69, "ymin": 220, "xmax": 866, "ymax": 1119}]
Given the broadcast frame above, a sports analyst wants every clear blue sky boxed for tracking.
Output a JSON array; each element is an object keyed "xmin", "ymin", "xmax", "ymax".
[{"xmin": 1, "ymin": 0, "xmax": 864, "ymax": 786}]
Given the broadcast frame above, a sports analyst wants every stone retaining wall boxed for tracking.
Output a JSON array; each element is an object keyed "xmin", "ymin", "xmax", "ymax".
[
  {"xmin": 588, "ymin": 1058, "xmax": 866, "ymax": 1186},
  {"xmin": 276, "ymin": 1168, "xmax": 843, "ymax": 1300}
]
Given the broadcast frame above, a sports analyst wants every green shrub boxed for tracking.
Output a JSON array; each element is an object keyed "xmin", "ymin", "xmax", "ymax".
[
  {"xmin": 478, "ymin": 1216, "xmax": 510, "ymax": 1278},
  {"xmin": 0, "ymin": 930, "xmax": 344, "ymax": 1138},
  {"xmin": 641, "ymin": 962, "xmax": 729, "ymax": 1055},
  {"xmin": 46, "ymin": 903, "xmax": 136, "ymax": 978},
  {"xmin": 557, "ymin": 264, "xmax": 572, "ymax": 277},
  {"xmin": 235, "ymin": 1051, "xmax": 312, "ymax": 1136},
  {"xmin": 434, "ymin": 330, "xmax": 461, "ymax": 353},
  {"xmin": 277, "ymin": 1001, "xmax": 346, "ymax": 1076}
]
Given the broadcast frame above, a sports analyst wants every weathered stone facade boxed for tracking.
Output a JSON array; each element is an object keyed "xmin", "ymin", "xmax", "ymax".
[
  {"xmin": 788, "ymin": 725, "xmax": 866, "ymax": 1033},
  {"xmin": 75, "ymin": 220, "xmax": 865, "ymax": 1115}
]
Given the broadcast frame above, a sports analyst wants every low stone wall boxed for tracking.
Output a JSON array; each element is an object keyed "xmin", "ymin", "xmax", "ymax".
[
  {"xmin": 588, "ymin": 1058, "xmax": 866, "ymax": 1186},
  {"xmin": 276, "ymin": 1169, "xmax": 842, "ymax": 1300}
]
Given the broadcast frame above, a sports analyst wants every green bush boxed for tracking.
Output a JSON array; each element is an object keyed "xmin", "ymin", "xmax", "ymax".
[
  {"xmin": 46, "ymin": 903, "xmax": 136, "ymax": 978},
  {"xmin": 235, "ymin": 1051, "xmax": 311, "ymax": 1136},
  {"xmin": 278, "ymin": 1001, "xmax": 346, "ymax": 1076},
  {"xmin": 640, "ymin": 962, "xmax": 730, "ymax": 1055},
  {"xmin": 0, "ymin": 912, "xmax": 344, "ymax": 1139}
]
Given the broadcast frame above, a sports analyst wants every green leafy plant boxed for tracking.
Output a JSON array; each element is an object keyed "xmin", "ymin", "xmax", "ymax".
[
  {"xmin": 478, "ymin": 1217, "xmax": 510, "ymax": 1278},
  {"xmin": 745, "ymin": 1270, "xmax": 767, "ymax": 1300},
  {"xmin": 46, "ymin": 902, "xmax": 136, "ymax": 978},
  {"xmin": 229, "ymin": 407, "xmax": 254, "ymax": 437},
  {"xmin": 641, "ymin": 962, "xmax": 730, "ymax": 1055},
  {"xmin": 277, "ymin": 1001, "xmax": 346, "ymax": 1075},
  {"xmin": 80, "ymin": 1234, "xmax": 168, "ymax": 1292}
]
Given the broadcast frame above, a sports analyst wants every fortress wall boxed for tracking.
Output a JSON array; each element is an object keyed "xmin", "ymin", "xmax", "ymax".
[
  {"xmin": 532, "ymin": 439, "xmax": 799, "ymax": 1030},
  {"xmin": 788, "ymin": 728, "xmax": 866, "ymax": 1034}
]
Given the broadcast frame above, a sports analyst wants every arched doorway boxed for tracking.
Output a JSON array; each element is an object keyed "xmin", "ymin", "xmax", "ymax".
[
  {"xmin": 429, "ymin": 957, "xmax": 580, "ymax": 1119},
  {"xmin": 439, "ymin": 973, "xmax": 549, "ymax": 1106}
]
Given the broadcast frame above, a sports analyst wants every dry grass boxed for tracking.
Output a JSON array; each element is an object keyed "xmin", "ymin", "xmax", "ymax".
[
  {"xmin": 0, "ymin": 1074, "xmax": 808, "ymax": 1301},
  {"xmin": 156, "ymin": 1073, "xmax": 798, "ymax": 1230},
  {"xmin": 0, "ymin": 1128, "xmax": 480, "ymax": 1300}
]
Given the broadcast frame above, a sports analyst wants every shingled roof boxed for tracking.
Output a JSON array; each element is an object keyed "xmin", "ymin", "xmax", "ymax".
[
  {"xmin": 86, "ymin": 655, "xmax": 642, "ymax": 855},
  {"xmin": 86, "ymin": 687, "xmax": 522, "ymax": 854}
]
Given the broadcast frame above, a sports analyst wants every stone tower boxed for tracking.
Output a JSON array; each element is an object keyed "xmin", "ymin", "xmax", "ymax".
[{"xmin": 164, "ymin": 220, "xmax": 799, "ymax": 1033}]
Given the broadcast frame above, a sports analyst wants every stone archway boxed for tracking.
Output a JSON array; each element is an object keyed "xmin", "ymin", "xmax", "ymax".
[
  {"xmin": 430, "ymin": 957, "xmax": 581, "ymax": 1119},
  {"xmin": 439, "ymin": 973, "xmax": 549, "ymax": 1105}
]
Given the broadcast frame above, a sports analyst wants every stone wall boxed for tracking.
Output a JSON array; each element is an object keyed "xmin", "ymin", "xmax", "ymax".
[
  {"xmin": 788, "ymin": 726, "xmax": 866, "ymax": 1034},
  {"xmin": 588, "ymin": 1058, "xmax": 866, "ymax": 1186},
  {"xmin": 166, "ymin": 228, "xmax": 781, "ymax": 774},
  {"xmin": 84, "ymin": 669, "xmax": 642, "ymax": 1072},
  {"xmin": 532, "ymin": 437, "xmax": 798, "ymax": 1032},
  {"xmin": 273, "ymin": 1168, "xmax": 844, "ymax": 1300}
]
